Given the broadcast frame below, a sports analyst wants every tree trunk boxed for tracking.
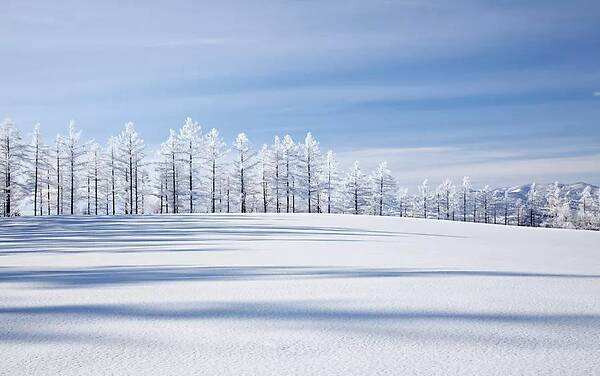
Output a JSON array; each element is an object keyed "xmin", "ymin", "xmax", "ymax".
[
  {"xmin": 211, "ymin": 160, "xmax": 216, "ymax": 213},
  {"xmin": 189, "ymin": 143, "xmax": 193, "ymax": 213},
  {"xmin": 240, "ymin": 153, "xmax": 245, "ymax": 213},
  {"xmin": 379, "ymin": 178, "xmax": 383, "ymax": 216},
  {"xmin": 262, "ymin": 168, "xmax": 267, "ymax": 213},
  {"xmin": 327, "ymin": 171, "xmax": 331, "ymax": 214},
  {"xmin": 160, "ymin": 180, "xmax": 164, "ymax": 214},
  {"xmin": 86, "ymin": 176, "xmax": 90, "ymax": 215},
  {"xmin": 354, "ymin": 185, "xmax": 358, "ymax": 215},
  {"xmin": 129, "ymin": 154, "xmax": 133, "ymax": 215},
  {"xmin": 463, "ymin": 192, "xmax": 467, "ymax": 221},
  {"xmin": 275, "ymin": 164, "xmax": 280, "ymax": 213},
  {"xmin": 34, "ymin": 142, "xmax": 38, "ymax": 216},
  {"xmin": 134, "ymin": 162, "xmax": 138, "ymax": 214},
  {"xmin": 530, "ymin": 208, "xmax": 534, "ymax": 227},
  {"xmin": 111, "ymin": 150, "xmax": 115, "ymax": 215},
  {"xmin": 70, "ymin": 148, "xmax": 74, "ymax": 215},
  {"xmin": 94, "ymin": 160, "xmax": 98, "ymax": 215},
  {"xmin": 47, "ymin": 169, "xmax": 51, "ymax": 215},
  {"xmin": 292, "ymin": 179, "xmax": 296, "ymax": 213},
  {"xmin": 226, "ymin": 184, "xmax": 230, "ymax": 213},
  {"xmin": 171, "ymin": 152, "xmax": 176, "ymax": 214},
  {"xmin": 5, "ymin": 137, "xmax": 10, "ymax": 216},
  {"xmin": 307, "ymin": 155, "xmax": 311, "ymax": 213},
  {"xmin": 286, "ymin": 160, "xmax": 290, "ymax": 213}
]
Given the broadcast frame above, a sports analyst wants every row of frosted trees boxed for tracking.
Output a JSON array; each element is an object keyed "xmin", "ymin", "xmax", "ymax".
[{"xmin": 1, "ymin": 118, "xmax": 599, "ymax": 230}]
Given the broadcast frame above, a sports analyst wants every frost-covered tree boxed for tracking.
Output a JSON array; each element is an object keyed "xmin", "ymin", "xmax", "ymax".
[
  {"xmin": 97, "ymin": 146, "xmax": 112, "ymax": 215},
  {"xmin": 178, "ymin": 117, "xmax": 202, "ymax": 213},
  {"xmin": 546, "ymin": 182, "xmax": 571, "ymax": 228},
  {"xmin": 449, "ymin": 183, "xmax": 460, "ymax": 221},
  {"xmin": 580, "ymin": 186, "xmax": 592, "ymax": 215},
  {"xmin": 472, "ymin": 188, "xmax": 479, "ymax": 222},
  {"xmin": 418, "ymin": 179, "xmax": 429, "ymax": 218},
  {"xmin": 270, "ymin": 136, "xmax": 284, "ymax": 213},
  {"xmin": 323, "ymin": 150, "xmax": 338, "ymax": 214},
  {"xmin": 344, "ymin": 161, "xmax": 370, "ymax": 215},
  {"xmin": 461, "ymin": 176, "xmax": 471, "ymax": 222},
  {"xmin": 106, "ymin": 137, "xmax": 119, "ymax": 215},
  {"xmin": 371, "ymin": 161, "xmax": 396, "ymax": 216},
  {"xmin": 282, "ymin": 135, "xmax": 297, "ymax": 213},
  {"xmin": 233, "ymin": 133, "xmax": 256, "ymax": 213},
  {"xmin": 64, "ymin": 121, "xmax": 89, "ymax": 215},
  {"xmin": 481, "ymin": 185, "xmax": 490, "ymax": 223},
  {"xmin": 300, "ymin": 132, "xmax": 321, "ymax": 213},
  {"xmin": 437, "ymin": 179, "xmax": 454, "ymax": 220},
  {"xmin": 0, "ymin": 119, "xmax": 27, "ymax": 216},
  {"xmin": 503, "ymin": 189, "xmax": 510, "ymax": 225},
  {"xmin": 574, "ymin": 186, "xmax": 594, "ymax": 229},
  {"xmin": 28, "ymin": 124, "xmax": 49, "ymax": 216},
  {"xmin": 222, "ymin": 171, "xmax": 233, "ymax": 213},
  {"xmin": 593, "ymin": 190, "xmax": 600, "ymax": 230},
  {"xmin": 396, "ymin": 187, "xmax": 409, "ymax": 217},
  {"xmin": 117, "ymin": 122, "xmax": 145, "ymax": 214},
  {"xmin": 527, "ymin": 182, "xmax": 538, "ymax": 227},
  {"xmin": 258, "ymin": 144, "xmax": 271, "ymax": 213},
  {"xmin": 204, "ymin": 128, "xmax": 227, "ymax": 213},
  {"xmin": 87, "ymin": 142, "xmax": 101, "ymax": 215},
  {"xmin": 64, "ymin": 120, "xmax": 88, "ymax": 215},
  {"xmin": 52, "ymin": 135, "xmax": 65, "ymax": 215},
  {"xmin": 159, "ymin": 130, "xmax": 183, "ymax": 213}
]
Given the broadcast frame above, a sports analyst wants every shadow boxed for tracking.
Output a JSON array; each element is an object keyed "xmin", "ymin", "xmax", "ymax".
[
  {"xmin": 1, "ymin": 298, "xmax": 599, "ymax": 349},
  {"xmin": 1, "ymin": 266, "xmax": 598, "ymax": 288},
  {"xmin": 3, "ymin": 301, "xmax": 598, "ymax": 326},
  {"xmin": 0, "ymin": 214, "xmax": 409, "ymax": 255}
]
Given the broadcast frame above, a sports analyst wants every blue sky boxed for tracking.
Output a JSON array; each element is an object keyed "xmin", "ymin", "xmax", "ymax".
[{"xmin": 2, "ymin": 0, "xmax": 600, "ymax": 188}]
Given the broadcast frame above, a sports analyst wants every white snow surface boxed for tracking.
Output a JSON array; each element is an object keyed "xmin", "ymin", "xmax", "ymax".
[{"xmin": 1, "ymin": 214, "xmax": 599, "ymax": 375}]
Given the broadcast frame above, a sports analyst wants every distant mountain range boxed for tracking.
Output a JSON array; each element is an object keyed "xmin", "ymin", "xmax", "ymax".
[{"xmin": 492, "ymin": 182, "xmax": 598, "ymax": 207}]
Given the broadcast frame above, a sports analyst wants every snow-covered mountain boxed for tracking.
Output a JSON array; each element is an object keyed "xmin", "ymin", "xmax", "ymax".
[{"xmin": 493, "ymin": 181, "xmax": 598, "ymax": 206}]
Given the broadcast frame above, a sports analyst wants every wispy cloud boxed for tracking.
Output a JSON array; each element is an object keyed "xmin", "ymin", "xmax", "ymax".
[{"xmin": 336, "ymin": 144, "xmax": 600, "ymax": 189}]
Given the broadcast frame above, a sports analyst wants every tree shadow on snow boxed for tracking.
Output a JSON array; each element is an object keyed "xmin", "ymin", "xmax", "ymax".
[
  {"xmin": 1, "ymin": 301, "xmax": 599, "ymax": 349},
  {"xmin": 0, "ymin": 265, "xmax": 598, "ymax": 288},
  {"xmin": 0, "ymin": 214, "xmax": 416, "ymax": 255}
]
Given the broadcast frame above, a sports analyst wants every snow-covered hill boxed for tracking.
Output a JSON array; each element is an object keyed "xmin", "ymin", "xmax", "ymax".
[{"xmin": 1, "ymin": 214, "xmax": 599, "ymax": 375}]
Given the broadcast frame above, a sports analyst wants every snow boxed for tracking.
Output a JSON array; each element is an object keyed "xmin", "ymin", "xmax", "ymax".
[{"xmin": 1, "ymin": 214, "xmax": 599, "ymax": 375}]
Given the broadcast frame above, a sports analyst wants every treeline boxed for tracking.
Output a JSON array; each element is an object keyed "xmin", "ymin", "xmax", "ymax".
[{"xmin": 1, "ymin": 117, "xmax": 599, "ymax": 230}]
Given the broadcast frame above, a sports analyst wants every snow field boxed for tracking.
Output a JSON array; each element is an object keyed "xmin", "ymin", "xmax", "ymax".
[{"xmin": 1, "ymin": 214, "xmax": 599, "ymax": 375}]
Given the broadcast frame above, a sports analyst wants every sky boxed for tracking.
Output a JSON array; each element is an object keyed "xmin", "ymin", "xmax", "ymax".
[{"xmin": 2, "ymin": 0, "xmax": 600, "ymax": 188}]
